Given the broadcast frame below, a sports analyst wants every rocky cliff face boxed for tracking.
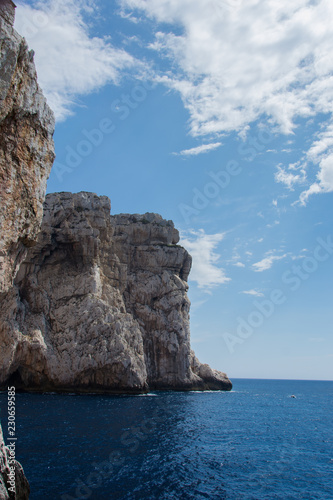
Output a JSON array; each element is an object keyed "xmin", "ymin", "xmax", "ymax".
[
  {"xmin": 0, "ymin": 192, "xmax": 231, "ymax": 392},
  {"xmin": 0, "ymin": 3, "xmax": 55, "ymax": 498},
  {"xmin": 0, "ymin": 5, "xmax": 55, "ymax": 294}
]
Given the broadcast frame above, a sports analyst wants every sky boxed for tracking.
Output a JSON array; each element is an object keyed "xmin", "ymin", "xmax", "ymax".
[{"xmin": 14, "ymin": 0, "xmax": 333, "ymax": 381}]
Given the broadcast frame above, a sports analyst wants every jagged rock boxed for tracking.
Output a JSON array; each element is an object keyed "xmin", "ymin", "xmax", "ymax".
[
  {"xmin": 0, "ymin": 192, "xmax": 232, "ymax": 392},
  {"xmin": 0, "ymin": 4, "xmax": 55, "ymax": 294},
  {"xmin": 0, "ymin": 2, "xmax": 54, "ymax": 497}
]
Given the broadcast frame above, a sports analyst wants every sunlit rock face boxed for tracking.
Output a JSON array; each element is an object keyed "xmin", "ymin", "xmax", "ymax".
[{"xmin": 0, "ymin": 192, "xmax": 232, "ymax": 393}]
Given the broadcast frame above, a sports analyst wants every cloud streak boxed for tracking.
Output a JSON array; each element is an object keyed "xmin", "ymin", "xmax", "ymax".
[
  {"xmin": 252, "ymin": 253, "xmax": 287, "ymax": 272},
  {"xmin": 240, "ymin": 289, "xmax": 264, "ymax": 297},
  {"xmin": 174, "ymin": 142, "xmax": 222, "ymax": 157}
]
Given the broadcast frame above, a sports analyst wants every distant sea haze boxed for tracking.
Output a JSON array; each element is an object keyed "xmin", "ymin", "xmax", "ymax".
[{"xmin": 1, "ymin": 379, "xmax": 332, "ymax": 499}]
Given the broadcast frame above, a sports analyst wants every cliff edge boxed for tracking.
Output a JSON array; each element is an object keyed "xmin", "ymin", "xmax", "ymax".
[{"xmin": 0, "ymin": 192, "xmax": 232, "ymax": 393}]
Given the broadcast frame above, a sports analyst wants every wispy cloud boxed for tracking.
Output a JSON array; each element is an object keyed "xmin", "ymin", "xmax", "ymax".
[
  {"xmin": 122, "ymin": 0, "xmax": 333, "ymax": 203},
  {"xmin": 180, "ymin": 229, "xmax": 230, "ymax": 290},
  {"xmin": 233, "ymin": 261, "xmax": 245, "ymax": 268},
  {"xmin": 122, "ymin": 0, "xmax": 333, "ymax": 131},
  {"xmin": 299, "ymin": 124, "xmax": 333, "ymax": 204},
  {"xmin": 252, "ymin": 253, "xmax": 287, "ymax": 272},
  {"xmin": 15, "ymin": 0, "xmax": 138, "ymax": 120},
  {"xmin": 174, "ymin": 142, "xmax": 222, "ymax": 156},
  {"xmin": 240, "ymin": 289, "xmax": 264, "ymax": 297},
  {"xmin": 275, "ymin": 165, "xmax": 306, "ymax": 191}
]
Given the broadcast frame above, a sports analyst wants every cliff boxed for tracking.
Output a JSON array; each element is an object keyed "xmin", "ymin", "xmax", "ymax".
[
  {"xmin": 0, "ymin": 2, "xmax": 55, "ymax": 498},
  {"xmin": 0, "ymin": 2, "xmax": 55, "ymax": 294},
  {"xmin": 0, "ymin": 192, "xmax": 231, "ymax": 392}
]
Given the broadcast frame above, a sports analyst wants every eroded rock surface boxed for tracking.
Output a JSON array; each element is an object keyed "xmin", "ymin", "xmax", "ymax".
[
  {"xmin": 0, "ymin": 192, "xmax": 232, "ymax": 393},
  {"xmin": 0, "ymin": 3, "xmax": 54, "ymax": 497},
  {"xmin": 0, "ymin": 5, "xmax": 55, "ymax": 294}
]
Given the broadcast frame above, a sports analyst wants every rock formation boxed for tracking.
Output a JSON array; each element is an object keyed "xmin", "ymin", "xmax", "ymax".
[
  {"xmin": 0, "ymin": 0, "xmax": 55, "ymax": 294},
  {"xmin": 0, "ymin": 1, "xmax": 55, "ymax": 497},
  {"xmin": 0, "ymin": 192, "xmax": 232, "ymax": 392}
]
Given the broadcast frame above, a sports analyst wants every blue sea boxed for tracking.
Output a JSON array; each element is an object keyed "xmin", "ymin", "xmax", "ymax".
[{"xmin": 0, "ymin": 379, "xmax": 332, "ymax": 499}]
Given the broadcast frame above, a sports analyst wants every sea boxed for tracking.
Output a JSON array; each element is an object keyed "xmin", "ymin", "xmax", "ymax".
[{"xmin": 0, "ymin": 379, "xmax": 332, "ymax": 499}]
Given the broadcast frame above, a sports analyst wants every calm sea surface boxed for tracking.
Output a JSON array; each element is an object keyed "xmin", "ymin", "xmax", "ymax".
[{"xmin": 0, "ymin": 379, "xmax": 332, "ymax": 499}]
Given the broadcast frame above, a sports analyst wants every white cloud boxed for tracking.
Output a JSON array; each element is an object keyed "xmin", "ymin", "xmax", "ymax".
[
  {"xmin": 234, "ymin": 261, "xmax": 245, "ymax": 268},
  {"xmin": 298, "ymin": 124, "xmax": 333, "ymax": 204},
  {"xmin": 252, "ymin": 253, "xmax": 287, "ymax": 272},
  {"xmin": 15, "ymin": 0, "xmax": 137, "ymax": 120},
  {"xmin": 275, "ymin": 165, "xmax": 305, "ymax": 190},
  {"xmin": 240, "ymin": 289, "xmax": 264, "ymax": 297},
  {"xmin": 306, "ymin": 123, "xmax": 333, "ymax": 164},
  {"xmin": 174, "ymin": 142, "xmax": 222, "ymax": 156},
  {"xmin": 122, "ymin": 0, "xmax": 333, "ymax": 202},
  {"xmin": 122, "ymin": 0, "xmax": 333, "ymax": 132},
  {"xmin": 180, "ymin": 230, "xmax": 230, "ymax": 290}
]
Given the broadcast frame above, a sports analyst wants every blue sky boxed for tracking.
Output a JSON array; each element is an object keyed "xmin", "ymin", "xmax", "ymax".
[{"xmin": 14, "ymin": 0, "xmax": 333, "ymax": 381}]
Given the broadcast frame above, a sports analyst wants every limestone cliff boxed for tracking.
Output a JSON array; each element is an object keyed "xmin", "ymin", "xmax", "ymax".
[
  {"xmin": 0, "ymin": 2, "xmax": 55, "ymax": 498},
  {"xmin": 0, "ymin": 192, "xmax": 231, "ymax": 392},
  {"xmin": 0, "ymin": 1, "xmax": 55, "ymax": 294}
]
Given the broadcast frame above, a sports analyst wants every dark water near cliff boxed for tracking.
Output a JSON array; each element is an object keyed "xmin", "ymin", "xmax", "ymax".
[{"xmin": 1, "ymin": 379, "xmax": 333, "ymax": 499}]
